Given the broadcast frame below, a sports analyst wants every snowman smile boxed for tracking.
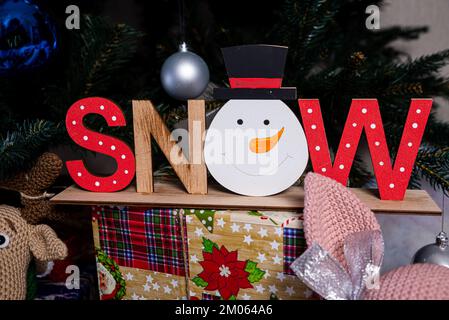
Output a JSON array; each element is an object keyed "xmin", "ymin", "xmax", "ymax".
[
  {"xmin": 250, "ymin": 127, "xmax": 285, "ymax": 153},
  {"xmin": 221, "ymin": 152, "xmax": 293, "ymax": 176}
]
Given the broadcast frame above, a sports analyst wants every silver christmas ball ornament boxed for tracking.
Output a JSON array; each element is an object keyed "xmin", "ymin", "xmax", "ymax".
[
  {"xmin": 161, "ymin": 42, "xmax": 210, "ymax": 100},
  {"xmin": 412, "ymin": 231, "xmax": 449, "ymax": 268}
]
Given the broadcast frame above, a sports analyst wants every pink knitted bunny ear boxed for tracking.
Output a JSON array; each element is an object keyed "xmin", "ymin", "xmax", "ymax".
[
  {"xmin": 303, "ymin": 173, "xmax": 381, "ymax": 267},
  {"xmin": 299, "ymin": 173, "xmax": 449, "ymax": 300}
]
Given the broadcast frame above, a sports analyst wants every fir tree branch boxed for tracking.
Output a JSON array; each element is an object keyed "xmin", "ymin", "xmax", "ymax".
[
  {"xmin": 415, "ymin": 146, "xmax": 449, "ymax": 195},
  {"xmin": 43, "ymin": 15, "xmax": 144, "ymax": 121},
  {"xmin": 0, "ymin": 120, "xmax": 63, "ymax": 180},
  {"xmin": 396, "ymin": 49, "xmax": 449, "ymax": 78}
]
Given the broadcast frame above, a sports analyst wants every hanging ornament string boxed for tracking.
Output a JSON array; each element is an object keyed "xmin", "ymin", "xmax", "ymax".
[
  {"xmin": 413, "ymin": 192, "xmax": 449, "ymax": 266},
  {"xmin": 178, "ymin": 0, "xmax": 186, "ymax": 43},
  {"xmin": 438, "ymin": 196, "xmax": 448, "ymax": 250},
  {"xmin": 160, "ymin": 0, "xmax": 210, "ymax": 101},
  {"xmin": 441, "ymin": 195, "xmax": 446, "ymax": 232}
]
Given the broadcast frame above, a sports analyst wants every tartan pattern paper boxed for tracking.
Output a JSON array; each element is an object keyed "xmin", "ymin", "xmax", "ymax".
[
  {"xmin": 283, "ymin": 227, "xmax": 306, "ymax": 275},
  {"xmin": 95, "ymin": 206, "xmax": 187, "ymax": 276}
]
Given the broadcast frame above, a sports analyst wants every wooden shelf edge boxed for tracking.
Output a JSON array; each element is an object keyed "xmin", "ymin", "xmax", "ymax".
[{"xmin": 50, "ymin": 182, "xmax": 442, "ymax": 216}]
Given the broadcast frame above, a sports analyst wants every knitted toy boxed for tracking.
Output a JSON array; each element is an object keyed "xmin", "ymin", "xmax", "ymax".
[
  {"xmin": 0, "ymin": 205, "xmax": 67, "ymax": 300},
  {"xmin": 0, "ymin": 152, "xmax": 64, "ymax": 225},
  {"xmin": 291, "ymin": 173, "xmax": 449, "ymax": 300}
]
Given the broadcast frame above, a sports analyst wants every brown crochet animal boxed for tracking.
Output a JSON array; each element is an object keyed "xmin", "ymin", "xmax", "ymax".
[
  {"xmin": 0, "ymin": 153, "xmax": 64, "ymax": 225},
  {"xmin": 0, "ymin": 205, "xmax": 67, "ymax": 300}
]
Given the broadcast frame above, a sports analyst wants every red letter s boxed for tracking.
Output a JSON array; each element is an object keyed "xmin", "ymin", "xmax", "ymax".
[{"xmin": 65, "ymin": 97, "xmax": 135, "ymax": 192}]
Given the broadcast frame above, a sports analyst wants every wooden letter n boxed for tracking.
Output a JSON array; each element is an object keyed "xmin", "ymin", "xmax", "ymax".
[{"xmin": 132, "ymin": 100, "xmax": 207, "ymax": 194}]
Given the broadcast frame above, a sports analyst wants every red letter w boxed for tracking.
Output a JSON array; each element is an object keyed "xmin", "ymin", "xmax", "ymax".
[{"xmin": 298, "ymin": 99, "xmax": 432, "ymax": 200}]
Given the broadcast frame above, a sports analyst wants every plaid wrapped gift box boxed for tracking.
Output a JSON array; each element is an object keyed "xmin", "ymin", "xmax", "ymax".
[
  {"xmin": 91, "ymin": 206, "xmax": 313, "ymax": 300},
  {"xmin": 92, "ymin": 206, "xmax": 189, "ymax": 300},
  {"xmin": 94, "ymin": 206, "xmax": 186, "ymax": 275}
]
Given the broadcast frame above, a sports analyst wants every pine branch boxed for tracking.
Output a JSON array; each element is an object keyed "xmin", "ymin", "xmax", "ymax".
[
  {"xmin": 0, "ymin": 120, "xmax": 63, "ymax": 180},
  {"xmin": 273, "ymin": 0, "xmax": 342, "ymax": 78},
  {"xmin": 43, "ymin": 15, "xmax": 144, "ymax": 120},
  {"xmin": 396, "ymin": 49, "xmax": 449, "ymax": 78},
  {"xmin": 415, "ymin": 145, "xmax": 449, "ymax": 195},
  {"xmin": 358, "ymin": 26, "xmax": 428, "ymax": 56},
  {"xmin": 82, "ymin": 21, "xmax": 144, "ymax": 96}
]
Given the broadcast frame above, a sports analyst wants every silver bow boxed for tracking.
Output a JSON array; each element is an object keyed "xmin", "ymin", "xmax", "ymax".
[{"xmin": 290, "ymin": 230, "xmax": 384, "ymax": 300}]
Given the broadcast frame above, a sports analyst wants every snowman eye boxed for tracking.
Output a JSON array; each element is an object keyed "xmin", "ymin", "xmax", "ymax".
[
  {"xmin": 264, "ymin": 120, "xmax": 270, "ymax": 126},
  {"xmin": 237, "ymin": 119, "xmax": 243, "ymax": 125}
]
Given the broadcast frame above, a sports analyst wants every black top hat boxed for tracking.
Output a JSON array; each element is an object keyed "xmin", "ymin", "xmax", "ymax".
[{"xmin": 213, "ymin": 44, "xmax": 297, "ymax": 100}]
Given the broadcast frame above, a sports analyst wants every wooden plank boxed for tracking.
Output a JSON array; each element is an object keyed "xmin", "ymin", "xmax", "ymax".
[
  {"xmin": 50, "ymin": 181, "xmax": 441, "ymax": 215},
  {"xmin": 351, "ymin": 188, "xmax": 441, "ymax": 215}
]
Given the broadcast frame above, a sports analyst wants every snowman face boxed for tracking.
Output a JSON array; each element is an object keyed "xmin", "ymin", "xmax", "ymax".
[{"xmin": 204, "ymin": 99, "xmax": 308, "ymax": 196}]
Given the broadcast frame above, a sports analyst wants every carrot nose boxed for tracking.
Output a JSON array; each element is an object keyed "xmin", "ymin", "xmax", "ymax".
[{"xmin": 249, "ymin": 128, "xmax": 285, "ymax": 153}]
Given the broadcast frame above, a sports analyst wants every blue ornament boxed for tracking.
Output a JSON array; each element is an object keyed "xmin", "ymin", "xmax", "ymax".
[{"xmin": 0, "ymin": 0, "xmax": 57, "ymax": 75}]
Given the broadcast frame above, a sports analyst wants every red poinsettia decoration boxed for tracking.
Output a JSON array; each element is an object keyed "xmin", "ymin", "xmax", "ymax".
[{"xmin": 197, "ymin": 245, "xmax": 253, "ymax": 300}]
